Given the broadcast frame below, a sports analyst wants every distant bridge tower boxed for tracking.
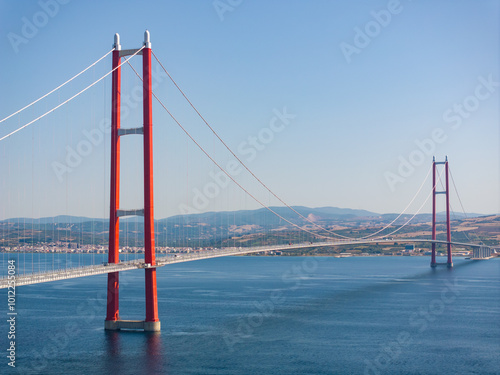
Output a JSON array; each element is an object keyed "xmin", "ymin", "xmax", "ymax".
[
  {"xmin": 104, "ymin": 31, "xmax": 160, "ymax": 332},
  {"xmin": 431, "ymin": 156, "xmax": 453, "ymax": 268}
]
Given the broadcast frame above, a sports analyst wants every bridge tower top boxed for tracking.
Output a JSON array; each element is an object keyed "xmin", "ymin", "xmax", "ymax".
[{"xmin": 113, "ymin": 33, "xmax": 121, "ymax": 50}]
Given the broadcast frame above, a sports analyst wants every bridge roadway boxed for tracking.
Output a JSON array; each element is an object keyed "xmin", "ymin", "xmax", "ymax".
[{"xmin": 0, "ymin": 238, "xmax": 487, "ymax": 288}]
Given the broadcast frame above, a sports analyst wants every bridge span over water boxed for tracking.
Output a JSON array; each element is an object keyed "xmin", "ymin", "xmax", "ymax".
[{"xmin": 1, "ymin": 238, "xmax": 491, "ymax": 289}]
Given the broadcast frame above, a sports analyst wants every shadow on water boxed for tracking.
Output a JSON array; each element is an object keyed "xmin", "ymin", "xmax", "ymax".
[
  {"xmin": 104, "ymin": 331, "xmax": 123, "ymax": 375},
  {"xmin": 104, "ymin": 330, "xmax": 166, "ymax": 375},
  {"xmin": 306, "ymin": 257, "xmax": 491, "ymax": 305},
  {"xmin": 217, "ymin": 257, "xmax": 496, "ymax": 338},
  {"xmin": 144, "ymin": 332, "xmax": 165, "ymax": 374}
]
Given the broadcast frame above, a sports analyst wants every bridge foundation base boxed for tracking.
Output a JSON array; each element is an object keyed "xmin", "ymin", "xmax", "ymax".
[{"xmin": 104, "ymin": 319, "xmax": 161, "ymax": 332}]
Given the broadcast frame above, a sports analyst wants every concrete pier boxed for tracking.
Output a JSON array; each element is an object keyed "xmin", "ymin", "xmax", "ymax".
[{"xmin": 104, "ymin": 320, "xmax": 161, "ymax": 332}]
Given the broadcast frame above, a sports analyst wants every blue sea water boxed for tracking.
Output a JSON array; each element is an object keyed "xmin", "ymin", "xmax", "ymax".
[{"xmin": 1, "ymin": 256, "xmax": 499, "ymax": 374}]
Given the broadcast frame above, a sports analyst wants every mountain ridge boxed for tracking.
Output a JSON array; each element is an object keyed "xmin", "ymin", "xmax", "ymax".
[{"xmin": 1, "ymin": 206, "xmax": 489, "ymax": 224}]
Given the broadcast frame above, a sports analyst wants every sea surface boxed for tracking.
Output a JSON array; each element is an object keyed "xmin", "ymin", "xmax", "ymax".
[{"xmin": 1, "ymin": 255, "xmax": 499, "ymax": 375}]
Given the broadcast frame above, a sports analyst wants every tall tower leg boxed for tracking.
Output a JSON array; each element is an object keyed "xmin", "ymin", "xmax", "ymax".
[
  {"xmin": 142, "ymin": 30, "xmax": 160, "ymax": 331},
  {"xmin": 445, "ymin": 158, "xmax": 453, "ymax": 268},
  {"xmin": 106, "ymin": 34, "xmax": 122, "ymax": 326},
  {"xmin": 431, "ymin": 157, "xmax": 437, "ymax": 267}
]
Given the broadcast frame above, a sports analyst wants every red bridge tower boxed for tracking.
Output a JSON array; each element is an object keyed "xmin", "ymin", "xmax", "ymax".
[
  {"xmin": 431, "ymin": 156, "xmax": 453, "ymax": 268},
  {"xmin": 104, "ymin": 31, "xmax": 160, "ymax": 332}
]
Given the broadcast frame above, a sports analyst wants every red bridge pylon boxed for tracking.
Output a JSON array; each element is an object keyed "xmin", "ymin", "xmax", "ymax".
[
  {"xmin": 431, "ymin": 156, "xmax": 453, "ymax": 268},
  {"xmin": 104, "ymin": 31, "xmax": 160, "ymax": 332}
]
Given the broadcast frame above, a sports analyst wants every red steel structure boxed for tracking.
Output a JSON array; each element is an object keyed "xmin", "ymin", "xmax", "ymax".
[
  {"xmin": 105, "ymin": 31, "xmax": 160, "ymax": 332},
  {"xmin": 431, "ymin": 156, "xmax": 453, "ymax": 268}
]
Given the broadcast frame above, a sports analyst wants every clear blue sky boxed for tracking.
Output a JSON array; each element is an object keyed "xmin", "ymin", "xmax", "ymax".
[{"xmin": 0, "ymin": 0, "xmax": 498, "ymax": 220}]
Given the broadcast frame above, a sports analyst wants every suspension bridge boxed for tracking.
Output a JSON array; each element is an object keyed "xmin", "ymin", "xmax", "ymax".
[{"xmin": 0, "ymin": 31, "xmax": 495, "ymax": 332}]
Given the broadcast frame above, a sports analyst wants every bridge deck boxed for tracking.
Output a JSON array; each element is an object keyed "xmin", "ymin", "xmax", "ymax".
[{"xmin": 0, "ymin": 239, "xmax": 488, "ymax": 288}]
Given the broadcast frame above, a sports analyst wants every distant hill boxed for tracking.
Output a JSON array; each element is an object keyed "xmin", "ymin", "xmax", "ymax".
[
  {"xmin": 1, "ymin": 208, "xmax": 496, "ymax": 248},
  {"xmin": 0, "ymin": 207, "xmax": 488, "ymax": 226},
  {"xmin": 162, "ymin": 206, "xmax": 380, "ymax": 227}
]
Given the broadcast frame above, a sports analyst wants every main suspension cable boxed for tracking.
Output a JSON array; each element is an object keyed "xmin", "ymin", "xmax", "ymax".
[
  {"xmin": 371, "ymin": 167, "xmax": 445, "ymax": 239},
  {"xmin": 360, "ymin": 165, "xmax": 432, "ymax": 239},
  {"xmin": 0, "ymin": 47, "xmax": 144, "ymax": 142},
  {"xmin": 0, "ymin": 49, "xmax": 114, "ymax": 124},
  {"xmin": 449, "ymin": 167, "xmax": 482, "ymax": 244},
  {"xmin": 150, "ymin": 54, "xmax": 439, "ymax": 242},
  {"xmin": 125, "ymin": 62, "xmax": 340, "ymax": 242},
  {"xmin": 152, "ymin": 51, "xmax": 354, "ymax": 239}
]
